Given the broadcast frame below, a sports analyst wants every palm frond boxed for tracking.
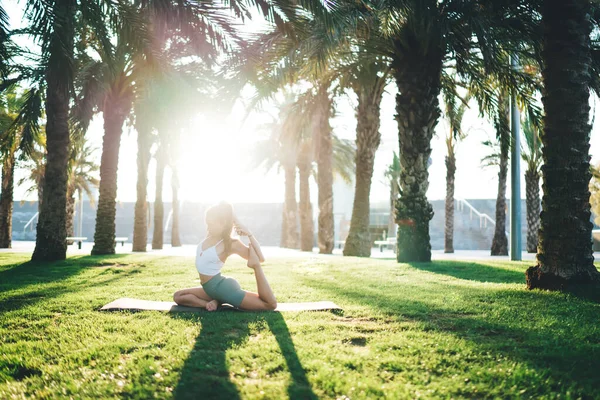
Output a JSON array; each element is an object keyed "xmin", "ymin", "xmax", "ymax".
[{"xmin": 332, "ymin": 135, "xmax": 355, "ymax": 183}]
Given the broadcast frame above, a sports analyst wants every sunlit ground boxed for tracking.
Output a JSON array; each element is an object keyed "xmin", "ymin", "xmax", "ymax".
[{"xmin": 1, "ymin": 252, "xmax": 599, "ymax": 398}]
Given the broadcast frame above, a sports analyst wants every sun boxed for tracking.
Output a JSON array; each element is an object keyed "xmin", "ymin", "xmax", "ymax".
[{"xmin": 177, "ymin": 114, "xmax": 283, "ymax": 204}]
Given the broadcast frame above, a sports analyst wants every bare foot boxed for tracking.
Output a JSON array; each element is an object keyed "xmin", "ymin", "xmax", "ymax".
[{"xmin": 205, "ymin": 300, "xmax": 219, "ymax": 312}]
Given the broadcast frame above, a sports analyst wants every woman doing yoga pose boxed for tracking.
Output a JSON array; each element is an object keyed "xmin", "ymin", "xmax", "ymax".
[{"xmin": 173, "ymin": 202, "xmax": 277, "ymax": 311}]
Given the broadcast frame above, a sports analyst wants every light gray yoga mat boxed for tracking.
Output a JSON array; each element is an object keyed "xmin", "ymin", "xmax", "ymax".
[{"xmin": 100, "ymin": 297, "xmax": 341, "ymax": 313}]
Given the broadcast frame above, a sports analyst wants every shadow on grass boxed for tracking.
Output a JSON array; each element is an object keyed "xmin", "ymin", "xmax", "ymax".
[
  {"xmin": 299, "ymin": 275, "xmax": 600, "ymax": 397},
  {"xmin": 0, "ymin": 254, "xmax": 140, "ymax": 313},
  {"xmin": 407, "ymin": 260, "xmax": 526, "ymax": 284},
  {"xmin": 172, "ymin": 312, "xmax": 317, "ymax": 400}
]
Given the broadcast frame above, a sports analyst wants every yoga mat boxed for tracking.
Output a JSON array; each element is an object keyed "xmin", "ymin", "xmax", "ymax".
[{"xmin": 100, "ymin": 297, "xmax": 341, "ymax": 313}]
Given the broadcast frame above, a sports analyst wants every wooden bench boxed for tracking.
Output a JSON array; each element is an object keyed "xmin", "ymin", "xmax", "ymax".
[
  {"xmin": 115, "ymin": 237, "xmax": 128, "ymax": 246},
  {"xmin": 374, "ymin": 237, "xmax": 397, "ymax": 252},
  {"xmin": 66, "ymin": 237, "xmax": 87, "ymax": 250}
]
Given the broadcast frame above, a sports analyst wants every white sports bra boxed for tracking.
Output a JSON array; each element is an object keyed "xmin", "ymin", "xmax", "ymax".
[{"xmin": 195, "ymin": 239, "xmax": 225, "ymax": 276}]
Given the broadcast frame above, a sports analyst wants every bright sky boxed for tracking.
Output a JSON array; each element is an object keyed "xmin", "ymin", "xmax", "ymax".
[{"xmin": 7, "ymin": 4, "xmax": 600, "ymax": 207}]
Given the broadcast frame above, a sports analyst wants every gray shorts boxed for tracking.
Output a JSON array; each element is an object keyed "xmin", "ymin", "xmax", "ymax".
[{"xmin": 202, "ymin": 274, "xmax": 246, "ymax": 307}]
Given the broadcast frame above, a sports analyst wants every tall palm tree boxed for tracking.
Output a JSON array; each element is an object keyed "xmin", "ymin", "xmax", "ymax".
[
  {"xmin": 0, "ymin": 87, "xmax": 24, "ymax": 248},
  {"xmin": 297, "ymin": 140, "xmax": 314, "ymax": 252},
  {"xmin": 526, "ymin": 0, "xmax": 600, "ymax": 288},
  {"xmin": 132, "ymin": 97, "xmax": 154, "ymax": 252},
  {"xmin": 343, "ymin": 62, "xmax": 389, "ymax": 257},
  {"xmin": 442, "ymin": 91, "xmax": 470, "ymax": 254},
  {"xmin": 251, "ymin": 95, "xmax": 300, "ymax": 249},
  {"xmin": 490, "ymin": 91, "xmax": 510, "ymax": 256},
  {"xmin": 521, "ymin": 116, "xmax": 543, "ymax": 253},
  {"xmin": 152, "ymin": 139, "xmax": 167, "ymax": 250},
  {"xmin": 74, "ymin": 27, "xmax": 141, "ymax": 255},
  {"xmin": 18, "ymin": 141, "xmax": 46, "ymax": 214},
  {"xmin": 384, "ymin": 152, "xmax": 401, "ymax": 239},
  {"xmin": 480, "ymin": 90, "xmax": 511, "ymax": 256},
  {"xmin": 21, "ymin": 0, "xmax": 112, "ymax": 262},
  {"xmin": 27, "ymin": 1, "xmax": 76, "ymax": 261},
  {"xmin": 169, "ymin": 131, "xmax": 182, "ymax": 247},
  {"xmin": 312, "ymin": 81, "xmax": 335, "ymax": 254},
  {"xmin": 66, "ymin": 139, "xmax": 99, "ymax": 238}
]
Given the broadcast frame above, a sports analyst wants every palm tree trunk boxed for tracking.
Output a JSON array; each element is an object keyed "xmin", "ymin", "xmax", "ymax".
[
  {"xmin": 281, "ymin": 161, "xmax": 299, "ymax": 249},
  {"xmin": 392, "ymin": 43, "xmax": 441, "ymax": 262},
  {"xmin": 388, "ymin": 181, "xmax": 398, "ymax": 238},
  {"xmin": 0, "ymin": 150, "xmax": 15, "ymax": 248},
  {"xmin": 444, "ymin": 146, "xmax": 456, "ymax": 253},
  {"xmin": 491, "ymin": 149, "xmax": 509, "ymax": 255},
  {"xmin": 491, "ymin": 94, "xmax": 510, "ymax": 256},
  {"xmin": 91, "ymin": 99, "xmax": 128, "ymax": 255},
  {"xmin": 152, "ymin": 148, "xmax": 166, "ymax": 250},
  {"xmin": 526, "ymin": 0, "xmax": 600, "ymax": 288},
  {"xmin": 65, "ymin": 186, "xmax": 75, "ymax": 242},
  {"xmin": 298, "ymin": 146, "xmax": 314, "ymax": 252},
  {"xmin": 525, "ymin": 168, "xmax": 541, "ymax": 253},
  {"xmin": 32, "ymin": 0, "xmax": 75, "ymax": 262},
  {"xmin": 171, "ymin": 166, "xmax": 181, "ymax": 247},
  {"xmin": 314, "ymin": 85, "xmax": 334, "ymax": 254},
  {"xmin": 133, "ymin": 124, "xmax": 152, "ymax": 252},
  {"xmin": 37, "ymin": 177, "xmax": 44, "ymax": 214},
  {"xmin": 344, "ymin": 78, "xmax": 385, "ymax": 257}
]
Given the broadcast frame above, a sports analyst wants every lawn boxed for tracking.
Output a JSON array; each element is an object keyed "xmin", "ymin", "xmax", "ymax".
[{"xmin": 1, "ymin": 251, "xmax": 599, "ymax": 399}]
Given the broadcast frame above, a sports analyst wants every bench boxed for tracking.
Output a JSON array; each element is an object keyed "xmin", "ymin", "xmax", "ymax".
[
  {"xmin": 374, "ymin": 237, "xmax": 397, "ymax": 252},
  {"xmin": 66, "ymin": 237, "xmax": 87, "ymax": 250},
  {"xmin": 115, "ymin": 237, "xmax": 128, "ymax": 246}
]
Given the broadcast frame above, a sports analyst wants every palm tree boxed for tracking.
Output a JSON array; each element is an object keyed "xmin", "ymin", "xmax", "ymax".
[
  {"xmin": 442, "ymin": 91, "xmax": 470, "ymax": 254},
  {"xmin": 490, "ymin": 91, "xmax": 510, "ymax": 256},
  {"xmin": 66, "ymin": 139, "xmax": 99, "ymax": 239},
  {"xmin": 343, "ymin": 62, "xmax": 389, "ymax": 257},
  {"xmin": 521, "ymin": 116, "xmax": 543, "ymax": 253},
  {"xmin": 480, "ymin": 91, "xmax": 511, "ymax": 256},
  {"xmin": 384, "ymin": 152, "xmax": 401, "ymax": 240},
  {"xmin": 0, "ymin": 87, "xmax": 23, "ymax": 248},
  {"xmin": 152, "ymin": 140, "xmax": 167, "ymax": 250},
  {"xmin": 21, "ymin": 0, "xmax": 112, "ymax": 262},
  {"xmin": 169, "ymin": 131, "xmax": 182, "ymax": 247},
  {"xmin": 18, "ymin": 142, "xmax": 46, "ymax": 214},
  {"xmin": 251, "ymin": 95, "xmax": 300, "ymax": 249},
  {"xmin": 27, "ymin": 1, "xmax": 75, "ymax": 261},
  {"xmin": 132, "ymin": 97, "xmax": 154, "ymax": 252},
  {"xmin": 297, "ymin": 140, "xmax": 314, "ymax": 252},
  {"xmin": 526, "ymin": 0, "xmax": 600, "ymax": 288},
  {"xmin": 312, "ymin": 81, "xmax": 335, "ymax": 254},
  {"xmin": 73, "ymin": 26, "xmax": 141, "ymax": 255}
]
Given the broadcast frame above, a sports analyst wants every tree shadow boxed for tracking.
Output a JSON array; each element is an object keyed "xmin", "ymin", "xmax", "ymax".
[
  {"xmin": 407, "ymin": 260, "xmax": 525, "ymax": 284},
  {"xmin": 300, "ymin": 275, "xmax": 600, "ymax": 396},
  {"xmin": 173, "ymin": 312, "xmax": 317, "ymax": 400},
  {"xmin": 0, "ymin": 254, "xmax": 136, "ymax": 290},
  {"xmin": 0, "ymin": 254, "xmax": 142, "ymax": 313}
]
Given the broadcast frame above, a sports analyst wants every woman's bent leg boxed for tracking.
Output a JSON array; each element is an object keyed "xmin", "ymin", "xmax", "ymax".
[
  {"xmin": 240, "ymin": 264, "xmax": 277, "ymax": 311},
  {"xmin": 173, "ymin": 287, "xmax": 218, "ymax": 310}
]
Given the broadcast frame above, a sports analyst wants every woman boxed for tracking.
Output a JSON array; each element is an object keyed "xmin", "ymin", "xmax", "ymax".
[{"xmin": 173, "ymin": 202, "xmax": 278, "ymax": 311}]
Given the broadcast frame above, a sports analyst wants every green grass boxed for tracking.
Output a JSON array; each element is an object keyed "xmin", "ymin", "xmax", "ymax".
[{"xmin": 1, "ymin": 252, "xmax": 599, "ymax": 399}]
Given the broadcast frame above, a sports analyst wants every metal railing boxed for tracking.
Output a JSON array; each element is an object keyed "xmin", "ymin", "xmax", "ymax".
[
  {"xmin": 456, "ymin": 198, "xmax": 510, "ymax": 236},
  {"xmin": 23, "ymin": 212, "xmax": 39, "ymax": 232},
  {"xmin": 456, "ymin": 198, "xmax": 496, "ymax": 229}
]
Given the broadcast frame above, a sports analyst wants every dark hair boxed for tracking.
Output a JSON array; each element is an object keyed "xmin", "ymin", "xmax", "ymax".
[{"xmin": 205, "ymin": 202, "xmax": 234, "ymax": 255}]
